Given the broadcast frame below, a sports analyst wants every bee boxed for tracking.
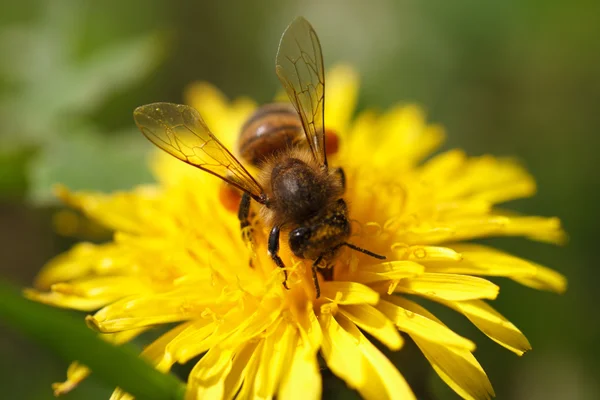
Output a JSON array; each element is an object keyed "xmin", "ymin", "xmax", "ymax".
[{"xmin": 133, "ymin": 17, "xmax": 384, "ymax": 297}]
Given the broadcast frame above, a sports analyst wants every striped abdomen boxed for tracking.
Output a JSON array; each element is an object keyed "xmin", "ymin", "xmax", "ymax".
[{"xmin": 237, "ymin": 103, "xmax": 304, "ymax": 167}]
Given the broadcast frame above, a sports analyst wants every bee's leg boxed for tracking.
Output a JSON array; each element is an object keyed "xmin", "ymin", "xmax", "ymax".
[
  {"xmin": 238, "ymin": 192, "xmax": 255, "ymax": 263},
  {"xmin": 335, "ymin": 167, "xmax": 346, "ymax": 191},
  {"xmin": 311, "ymin": 255, "xmax": 325, "ymax": 298},
  {"xmin": 268, "ymin": 226, "xmax": 289, "ymax": 289},
  {"xmin": 238, "ymin": 192, "xmax": 252, "ymax": 230},
  {"xmin": 314, "ymin": 241, "xmax": 348, "ymax": 294}
]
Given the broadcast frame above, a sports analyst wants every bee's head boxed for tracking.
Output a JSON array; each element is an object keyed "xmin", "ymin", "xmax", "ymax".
[{"xmin": 288, "ymin": 199, "xmax": 351, "ymax": 260}]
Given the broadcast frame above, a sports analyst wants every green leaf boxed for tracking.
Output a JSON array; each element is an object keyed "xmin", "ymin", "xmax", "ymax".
[
  {"xmin": 0, "ymin": 1, "xmax": 164, "ymax": 146},
  {"xmin": 0, "ymin": 278, "xmax": 185, "ymax": 400},
  {"xmin": 27, "ymin": 128, "xmax": 154, "ymax": 204},
  {"xmin": 63, "ymin": 33, "xmax": 165, "ymax": 114},
  {"xmin": 0, "ymin": 146, "xmax": 34, "ymax": 197}
]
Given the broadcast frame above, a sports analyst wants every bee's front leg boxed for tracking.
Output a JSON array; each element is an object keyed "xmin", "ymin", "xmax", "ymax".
[
  {"xmin": 238, "ymin": 192, "xmax": 256, "ymax": 261},
  {"xmin": 268, "ymin": 225, "xmax": 290, "ymax": 289},
  {"xmin": 311, "ymin": 254, "xmax": 325, "ymax": 298}
]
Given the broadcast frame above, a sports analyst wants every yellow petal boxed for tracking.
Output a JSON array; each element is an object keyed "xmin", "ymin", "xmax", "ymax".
[
  {"xmin": 235, "ymin": 340, "xmax": 264, "ymax": 399},
  {"xmin": 24, "ymin": 288, "xmax": 114, "ymax": 311},
  {"xmin": 392, "ymin": 244, "xmax": 463, "ymax": 262},
  {"xmin": 141, "ymin": 323, "xmax": 192, "ymax": 372},
  {"xmin": 425, "ymin": 243, "xmax": 538, "ymax": 277},
  {"xmin": 51, "ymin": 276, "xmax": 151, "ymax": 298},
  {"xmin": 471, "ymin": 178, "xmax": 536, "ymax": 205},
  {"xmin": 186, "ymin": 346, "xmax": 234, "ymax": 400},
  {"xmin": 338, "ymin": 304, "xmax": 403, "ymax": 350},
  {"xmin": 434, "ymin": 198, "xmax": 493, "ymax": 219},
  {"xmin": 55, "ymin": 184, "xmax": 166, "ymax": 235},
  {"xmin": 378, "ymin": 105, "xmax": 445, "ymax": 167},
  {"xmin": 33, "ymin": 242, "xmax": 110, "ymax": 289},
  {"xmin": 52, "ymin": 362, "xmax": 91, "ymax": 396},
  {"xmin": 222, "ymin": 341, "xmax": 260, "ymax": 399},
  {"xmin": 278, "ymin": 336, "xmax": 321, "ymax": 400},
  {"xmin": 183, "ymin": 82, "xmax": 230, "ymax": 130},
  {"xmin": 421, "ymin": 154, "xmax": 536, "ymax": 205},
  {"xmin": 255, "ymin": 321, "xmax": 297, "ymax": 399},
  {"xmin": 343, "ymin": 110, "xmax": 378, "ymax": 164},
  {"xmin": 100, "ymin": 327, "xmax": 149, "ymax": 345},
  {"xmin": 293, "ymin": 303, "xmax": 323, "ymax": 352},
  {"xmin": 52, "ymin": 329, "xmax": 146, "ymax": 396},
  {"xmin": 183, "ymin": 81, "xmax": 256, "ymax": 149},
  {"xmin": 418, "ymin": 149, "xmax": 466, "ymax": 184},
  {"xmin": 220, "ymin": 296, "xmax": 283, "ymax": 347},
  {"xmin": 320, "ymin": 281, "xmax": 379, "ymax": 305},
  {"xmin": 511, "ymin": 263, "xmax": 567, "ymax": 293},
  {"xmin": 319, "ymin": 313, "xmax": 366, "ymax": 389},
  {"xmin": 343, "ymin": 260, "xmax": 424, "ymax": 283},
  {"xmin": 465, "ymin": 156, "xmax": 536, "ymax": 203},
  {"xmin": 414, "ymin": 337, "xmax": 494, "ymax": 400},
  {"xmin": 109, "ymin": 388, "xmax": 133, "ymax": 400},
  {"xmin": 25, "ymin": 276, "xmax": 153, "ymax": 311},
  {"xmin": 171, "ymin": 297, "xmax": 281, "ymax": 365},
  {"xmin": 396, "ymin": 273, "xmax": 499, "ymax": 301},
  {"xmin": 382, "ymin": 298, "xmax": 495, "ymax": 399},
  {"xmin": 404, "ymin": 215, "xmax": 565, "ymax": 245},
  {"xmin": 427, "ymin": 244, "xmax": 567, "ymax": 293},
  {"xmin": 164, "ymin": 320, "xmax": 218, "ymax": 365},
  {"xmin": 446, "ymin": 300, "xmax": 531, "ymax": 355},
  {"xmin": 325, "ymin": 64, "xmax": 359, "ymax": 134},
  {"xmin": 336, "ymin": 315, "xmax": 416, "ymax": 400},
  {"xmin": 88, "ymin": 286, "xmax": 223, "ymax": 332},
  {"xmin": 378, "ymin": 296, "xmax": 475, "ymax": 351}
]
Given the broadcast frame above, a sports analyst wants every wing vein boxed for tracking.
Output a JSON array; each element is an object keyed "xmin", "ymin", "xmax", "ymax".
[
  {"xmin": 134, "ymin": 102, "xmax": 266, "ymax": 203},
  {"xmin": 276, "ymin": 17, "xmax": 328, "ymax": 169}
]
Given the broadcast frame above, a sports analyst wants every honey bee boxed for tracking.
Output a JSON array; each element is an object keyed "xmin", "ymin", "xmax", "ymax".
[{"xmin": 133, "ymin": 17, "xmax": 384, "ymax": 297}]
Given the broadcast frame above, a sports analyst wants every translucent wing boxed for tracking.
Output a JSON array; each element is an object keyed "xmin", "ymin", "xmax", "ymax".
[
  {"xmin": 276, "ymin": 17, "xmax": 327, "ymax": 169},
  {"xmin": 134, "ymin": 102, "xmax": 266, "ymax": 203}
]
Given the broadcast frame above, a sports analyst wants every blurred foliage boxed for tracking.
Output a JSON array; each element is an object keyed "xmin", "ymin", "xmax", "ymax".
[
  {"xmin": 0, "ymin": 0, "xmax": 161, "ymax": 202},
  {"xmin": 0, "ymin": 0, "xmax": 598, "ymax": 399},
  {"xmin": 28, "ymin": 128, "xmax": 152, "ymax": 203}
]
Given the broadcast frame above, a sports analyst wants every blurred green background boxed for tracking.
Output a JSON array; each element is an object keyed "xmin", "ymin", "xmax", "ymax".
[{"xmin": 0, "ymin": 0, "xmax": 597, "ymax": 398}]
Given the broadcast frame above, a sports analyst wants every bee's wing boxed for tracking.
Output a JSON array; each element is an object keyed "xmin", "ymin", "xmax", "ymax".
[
  {"xmin": 134, "ymin": 102, "xmax": 266, "ymax": 203},
  {"xmin": 276, "ymin": 17, "xmax": 327, "ymax": 169}
]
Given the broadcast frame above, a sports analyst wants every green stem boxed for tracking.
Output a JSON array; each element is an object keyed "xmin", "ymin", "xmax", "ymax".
[{"xmin": 0, "ymin": 279, "xmax": 185, "ymax": 400}]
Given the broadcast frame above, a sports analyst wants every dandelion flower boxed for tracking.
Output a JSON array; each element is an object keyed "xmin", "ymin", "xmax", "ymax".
[{"xmin": 27, "ymin": 65, "xmax": 566, "ymax": 400}]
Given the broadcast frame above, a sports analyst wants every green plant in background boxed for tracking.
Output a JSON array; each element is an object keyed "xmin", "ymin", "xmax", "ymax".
[{"xmin": 0, "ymin": 1, "xmax": 162, "ymax": 202}]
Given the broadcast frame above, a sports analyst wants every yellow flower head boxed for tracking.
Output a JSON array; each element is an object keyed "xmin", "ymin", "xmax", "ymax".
[{"xmin": 27, "ymin": 65, "xmax": 566, "ymax": 400}]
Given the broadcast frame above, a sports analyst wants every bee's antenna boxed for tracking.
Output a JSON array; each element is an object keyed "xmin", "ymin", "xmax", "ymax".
[{"xmin": 343, "ymin": 243, "xmax": 386, "ymax": 260}]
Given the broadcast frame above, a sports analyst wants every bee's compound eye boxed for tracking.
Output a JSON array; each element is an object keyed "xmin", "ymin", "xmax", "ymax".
[
  {"xmin": 289, "ymin": 227, "xmax": 311, "ymax": 257},
  {"xmin": 290, "ymin": 227, "xmax": 311, "ymax": 241}
]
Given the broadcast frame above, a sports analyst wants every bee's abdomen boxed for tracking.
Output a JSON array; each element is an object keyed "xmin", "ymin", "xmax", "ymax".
[{"xmin": 238, "ymin": 103, "xmax": 303, "ymax": 166}]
